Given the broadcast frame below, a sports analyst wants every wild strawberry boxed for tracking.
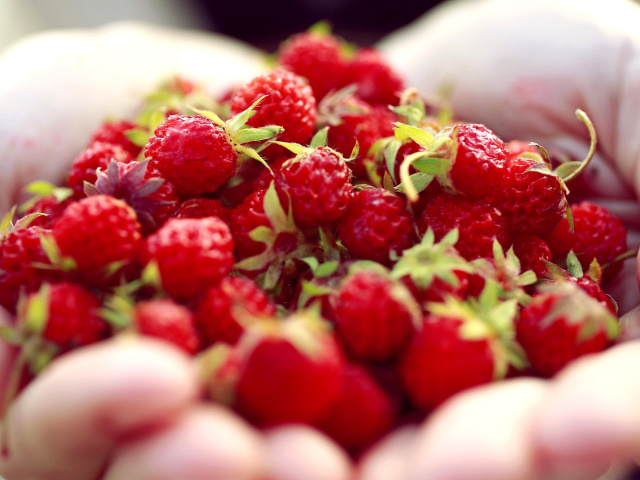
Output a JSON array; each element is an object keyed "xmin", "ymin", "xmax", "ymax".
[
  {"xmin": 85, "ymin": 159, "xmax": 180, "ymax": 234},
  {"xmin": 417, "ymin": 192, "xmax": 510, "ymax": 261},
  {"xmin": 391, "ymin": 229, "xmax": 474, "ymax": 306},
  {"xmin": 337, "ymin": 188, "xmax": 415, "ymax": 265},
  {"xmin": 230, "ymin": 188, "xmax": 271, "ymax": 260},
  {"xmin": 492, "ymin": 155, "xmax": 567, "ymax": 235},
  {"xmin": 277, "ymin": 29, "xmax": 346, "ymax": 101},
  {"xmin": 399, "ymin": 287, "xmax": 525, "ymax": 410},
  {"xmin": 543, "ymin": 201, "xmax": 627, "ymax": 281},
  {"xmin": 17, "ymin": 282, "xmax": 107, "ymax": 350},
  {"xmin": 0, "ymin": 225, "xmax": 58, "ymax": 314},
  {"xmin": 339, "ymin": 48, "xmax": 403, "ymax": 106},
  {"xmin": 145, "ymin": 106, "xmax": 281, "ymax": 198},
  {"xmin": 141, "ymin": 217, "xmax": 234, "ymax": 300},
  {"xmin": 67, "ymin": 142, "xmax": 135, "ymax": 198},
  {"xmin": 89, "ymin": 119, "xmax": 142, "ymax": 157},
  {"xmin": 443, "ymin": 123, "xmax": 508, "ymax": 200},
  {"xmin": 331, "ymin": 266, "xmax": 420, "ymax": 362},
  {"xmin": 275, "ymin": 147, "xmax": 353, "ymax": 228},
  {"xmin": 133, "ymin": 299, "xmax": 200, "ymax": 354},
  {"xmin": 230, "ymin": 69, "xmax": 317, "ymax": 156},
  {"xmin": 194, "ymin": 276, "xmax": 276, "ymax": 346},
  {"xmin": 512, "ymin": 235, "xmax": 552, "ymax": 280},
  {"xmin": 317, "ymin": 363, "xmax": 395, "ymax": 452},
  {"xmin": 517, "ymin": 282, "xmax": 619, "ymax": 377},
  {"xmin": 21, "ymin": 195, "xmax": 73, "ymax": 229},
  {"xmin": 173, "ymin": 198, "xmax": 231, "ymax": 223},
  {"xmin": 221, "ymin": 312, "xmax": 345, "ymax": 426},
  {"xmin": 52, "ymin": 195, "xmax": 142, "ymax": 285}
]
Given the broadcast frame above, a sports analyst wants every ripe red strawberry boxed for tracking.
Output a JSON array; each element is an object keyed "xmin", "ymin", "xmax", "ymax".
[
  {"xmin": 339, "ymin": 48, "xmax": 403, "ymax": 106},
  {"xmin": 18, "ymin": 282, "xmax": 107, "ymax": 349},
  {"xmin": 317, "ymin": 363, "xmax": 395, "ymax": 452},
  {"xmin": 229, "ymin": 188, "xmax": 271, "ymax": 260},
  {"xmin": 67, "ymin": 142, "xmax": 135, "ymax": 198},
  {"xmin": 337, "ymin": 188, "xmax": 415, "ymax": 265},
  {"xmin": 0, "ymin": 226, "xmax": 58, "ymax": 313},
  {"xmin": 173, "ymin": 197, "xmax": 231, "ymax": 223},
  {"xmin": 86, "ymin": 159, "xmax": 180, "ymax": 234},
  {"xmin": 89, "ymin": 119, "xmax": 142, "ymax": 157},
  {"xmin": 275, "ymin": 147, "xmax": 353, "ymax": 227},
  {"xmin": 133, "ymin": 298, "xmax": 200, "ymax": 354},
  {"xmin": 332, "ymin": 267, "xmax": 419, "ymax": 362},
  {"xmin": 194, "ymin": 276, "xmax": 276, "ymax": 346},
  {"xmin": 492, "ymin": 155, "xmax": 566, "ymax": 235},
  {"xmin": 517, "ymin": 282, "xmax": 619, "ymax": 377},
  {"xmin": 52, "ymin": 195, "xmax": 143, "ymax": 285},
  {"xmin": 21, "ymin": 195, "xmax": 73, "ymax": 229},
  {"xmin": 230, "ymin": 69, "xmax": 317, "ymax": 154},
  {"xmin": 141, "ymin": 217, "xmax": 234, "ymax": 300},
  {"xmin": 277, "ymin": 29, "xmax": 346, "ymax": 101},
  {"xmin": 144, "ymin": 114, "xmax": 237, "ymax": 197},
  {"xmin": 512, "ymin": 235, "xmax": 552, "ymax": 280},
  {"xmin": 399, "ymin": 292, "xmax": 524, "ymax": 410},
  {"xmin": 417, "ymin": 192, "xmax": 511, "ymax": 261},
  {"xmin": 444, "ymin": 123, "xmax": 508, "ymax": 200},
  {"xmin": 230, "ymin": 313, "xmax": 344, "ymax": 426},
  {"xmin": 543, "ymin": 201, "xmax": 627, "ymax": 281}
]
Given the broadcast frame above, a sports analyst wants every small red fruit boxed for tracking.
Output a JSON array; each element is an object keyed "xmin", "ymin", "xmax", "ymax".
[{"xmin": 134, "ymin": 299, "xmax": 200, "ymax": 354}]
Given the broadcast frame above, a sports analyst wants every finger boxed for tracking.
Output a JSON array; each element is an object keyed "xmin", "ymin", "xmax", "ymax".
[
  {"xmin": 103, "ymin": 405, "xmax": 265, "ymax": 480},
  {"xmin": 533, "ymin": 342, "xmax": 640, "ymax": 471},
  {"xmin": 0, "ymin": 22, "xmax": 262, "ymax": 212},
  {"xmin": 356, "ymin": 425, "xmax": 419, "ymax": 480},
  {"xmin": 263, "ymin": 424, "xmax": 353, "ymax": 480},
  {"xmin": 0, "ymin": 338, "xmax": 198, "ymax": 480},
  {"xmin": 405, "ymin": 378, "xmax": 548, "ymax": 480}
]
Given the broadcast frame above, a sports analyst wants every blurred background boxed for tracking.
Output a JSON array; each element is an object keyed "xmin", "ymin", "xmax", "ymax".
[{"xmin": 0, "ymin": 0, "xmax": 442, "ymax": 52}]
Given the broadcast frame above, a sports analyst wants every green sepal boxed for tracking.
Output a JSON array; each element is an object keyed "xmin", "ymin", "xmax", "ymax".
[
  {"xmin": 393, "ymin": 123, "xmax": 434, "ymax": 148},
  {"xmin": 125, "ymin": 128, "xmax": 152, "ymax": 147},
  {"xmin": 0, "ymin": 206, "xmax": 16, "ymax": 237},
  {"xmin": 310, "ymin": 127, "xmax": 329, "ymax": 149},
  {"xmin": 565, "ymin": 251, "xmax": 584, "ymax": 278},
  {"xmin": 235, "ymin": 125, "xmax": 284, "ymax": 144},
  {"xmin": 566, "ymin": 204, "xmax": 575, "ymax": 232},
  {"xmin": 190, "ymin": 106, "xmax": 225, "ymax": 127},
  {"xmin": 140, "ymin": 260, "xmax": 162, "ymax": 289},
  {"xmin": 0, "ymin": 325, "xmax": 22, "ymax": 345},
  {"xmin": 22, "ymin": 284, "xmax": 50, "ymax": 335},
  {"xmin": 270, "ymin": 141, "xmax": 307, "ymax": 156}
]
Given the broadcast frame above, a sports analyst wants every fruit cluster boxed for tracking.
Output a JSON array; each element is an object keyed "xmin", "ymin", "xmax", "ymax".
[{"xmin": 0, "ymin": 26, "xmax": 630, "ymax": 454}]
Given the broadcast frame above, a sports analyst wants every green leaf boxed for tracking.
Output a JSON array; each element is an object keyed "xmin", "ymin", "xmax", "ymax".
[
  {"xmin": 393, "ymin": 123, "xmax": 434, "ymax": 148},
  {"xmin": 125, "ymin": 128, "xmax": 152, "ymax": 147}
]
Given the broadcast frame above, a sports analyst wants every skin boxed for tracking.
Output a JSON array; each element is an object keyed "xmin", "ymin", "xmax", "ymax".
[{"xmin": 3, "ymin": 1, "xmax": 640, "ymax": 477}]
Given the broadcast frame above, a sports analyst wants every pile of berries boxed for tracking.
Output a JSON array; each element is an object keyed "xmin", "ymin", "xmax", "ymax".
[{"xmin": 0, "ymin": 26, "xmax": 631, "ymax": 454}]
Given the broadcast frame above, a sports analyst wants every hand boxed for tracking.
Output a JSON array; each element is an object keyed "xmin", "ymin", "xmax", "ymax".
[
  {"xmin": 371, "ymin": 0, "xmax": 640, "ymax": 478},
  {"xmin": 0, "ymin": 24, "xmax": 352, "ymax": 480}
]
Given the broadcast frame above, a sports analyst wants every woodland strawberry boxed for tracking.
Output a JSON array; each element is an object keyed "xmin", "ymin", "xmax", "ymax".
[
  {"xmin": 194, "ymin": 276, "xmax": 276, "ymax": 346},
  {"xmin": 339, "ymin": 48, "xmax": 403, "ymax": 106},
  {"xmin": 89, "ymin": 119, "xmax": 142, "ymax": 157},
  {"xmin": 275, "ymin": 147, "xmax": 353, "ymax": 228},
  {"xmin": 512, "ymin": 234, "xmax": 552, "ymax": 280},
  {"xmin": 52, "ymin": 194, "xmax": 143, "ymax": 285},
  {"xmin": 228, "ymin": 313, "xmax": 345, "ymax": 426},
  {"xmin": 317, "ymin": 363, "xmax": 395, "ymax": 452},
  {"xmin": 22, "ymin": 194, "xmax": 73, "ymax": 229},
  {"xmin": 332, "ymin": 267, "xmax": 420, "ymax": 362},
  {"xmin": 417, "ymin": 192, "xmax": 510, "ymax": 261},
  {"xmin": 173, "ymin": 197, "xmax": 231, "ymax": 223},
  {"xmin": 133, "ymin": 298, "xmax": 200, "ymax": 354},
  {"xmin": 337, "ymin": 187, "xmax": 415, "ymax": 265},
  {"xmin": 277, "ymin": 29, "xmax": 346, "ymax": 101},
  {"xmin": 543, "ymin": 201, "xmax": 628, "ymax": 280},
  {"xmin": 230, "ymin": 69, "xmax": 317, "ymax": 154},
  {"xmin": 517, "ymin": 282, "xmax": 619, "ymax": 377},
  {"xmin": 229, "ymin": 188, "xmax": 271, "ymax": 260},
  {"xmin": 67, "ymin": 142, "xmax": 135, "ymax": 198},
  {"xmin": 141, "ymin": 217, "xmax": 234, "ymax": 300}
]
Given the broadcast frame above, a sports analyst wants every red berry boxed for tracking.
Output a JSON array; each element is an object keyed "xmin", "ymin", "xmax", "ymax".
[
  {"xmin": 174, "ymin": 198, "xmax": 231, "ymax": 224},
  {"xmin": 543, "ymin": 201, "xmax": 627, "ymax": 280},
  {"xmin": 317, "ymin": 363, "xmax": 395, "ymax": 452},
  {"xmin": 230, "ymin": 188, "xmax": 270, "ymax": 260},
  {"xmin": 67, "ymin": 142, "xmax": 134, "ymax": 198},
  {"xmin": 134, "ymin": 299, "xmax": 200, "ymax": 354},
  {"xmin": 22, "ymin": 195, "xmax": 73, "ymax": 229},
  {"xmin": 417, "ymin": 192, "xmax": 510, "ymax": 261},
  {"xmin": 145, "ymin": 114, "xmax": 237, "ymax": 197},
  {"xmin": 194, "ymin": 276, "xmax": 276, "ymax": 346},
  {"xmin": 337, "ymin": 188, "xmax": 415, "ymax": 265},
  {"xmin": 230, "ymin": 69, "xmax": 317, "ymax": 153},
  {"xmin": 275, "ymin": 147, "xmax": 353, "ymax": 227},
  {"xmin": 332, "ymin": 269, "xmax": 418, "ymax": 362},
  {"xmin": 278, "ymin": 31, "xmax": 346, "ymax": 101},
  {"xmin": 52, "ymin": 195, "xmax": 142, "ymax": 285},
  {"xmin": 89, "ymin": 119, "xmax": 142, "ymax": 157},
  {"xmin": 512, "ymin": 235, "xmax": 552, "ymax": 280},
  {"xmin": 142, "ymin": 217, "xmax": 234, "ymax": 300},
  {"xmin": 339, "ymin": 48, "xmax": 403, "ymax": 106}
]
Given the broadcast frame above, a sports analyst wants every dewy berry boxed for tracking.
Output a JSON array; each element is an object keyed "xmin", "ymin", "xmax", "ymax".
[{"xmin": 0, "ymin": 27, "xmax": 632, "ymax": 454}]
